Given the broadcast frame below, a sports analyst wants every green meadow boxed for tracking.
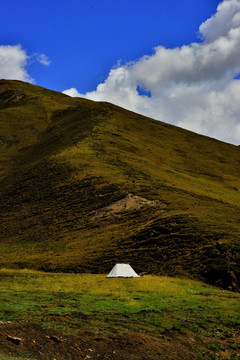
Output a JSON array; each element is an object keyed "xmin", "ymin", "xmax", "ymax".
[{"xmin": 0, "ymin": 270, "xmax": 239, "ymax": 359}]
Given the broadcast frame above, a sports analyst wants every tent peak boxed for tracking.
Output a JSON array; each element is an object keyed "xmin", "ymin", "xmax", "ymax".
[{"xmin": 107, "ymin": 263, "xmax": 140, "ymax": 278}]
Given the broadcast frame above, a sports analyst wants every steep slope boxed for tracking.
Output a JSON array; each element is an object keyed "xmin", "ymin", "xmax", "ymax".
[{"xmin": 0, "ymin": 80, "xmax": 240, "ymax": 290}]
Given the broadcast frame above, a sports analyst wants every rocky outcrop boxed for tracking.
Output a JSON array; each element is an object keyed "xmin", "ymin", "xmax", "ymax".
[{"xmin": 0, "ymin": 83, "xmax": 25, "ymax": 108}]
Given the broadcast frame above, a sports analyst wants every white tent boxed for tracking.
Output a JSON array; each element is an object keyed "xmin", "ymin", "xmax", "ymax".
[{"xmin": 107, "ymin": 263, "xmax": 140, "ymax": 278}]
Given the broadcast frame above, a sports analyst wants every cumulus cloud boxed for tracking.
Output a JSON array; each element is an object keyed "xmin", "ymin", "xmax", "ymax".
[
  {"xmin": 0, "ymin": 44, "xmax": 32, "ymax": 82},
  {"xmin": 0, "ymin": 44, "xmax": 50, "ymax": 83},
  {"xmin": 63, "ymin": 0, "xmax": 240, "ymax": 145}
]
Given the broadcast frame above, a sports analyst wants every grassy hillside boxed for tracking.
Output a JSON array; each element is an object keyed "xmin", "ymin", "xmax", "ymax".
[
  {"xmin": 0, "ymin": 80, "xmax": 240, "ymax": 290},
  {"xmin": 0, "ymin": 270, "xmax": 239, "ymax": 360}
]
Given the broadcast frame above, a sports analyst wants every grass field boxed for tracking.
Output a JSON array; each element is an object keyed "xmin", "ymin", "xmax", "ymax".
[{"xmin": 0, "ymin": 270, "xmax": 239, "ymax": 359}]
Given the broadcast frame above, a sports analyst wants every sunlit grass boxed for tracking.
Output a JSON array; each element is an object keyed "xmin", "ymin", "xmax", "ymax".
[
  {"xmin": 0, "ymin": 270, "xmax": 239, "ymax": 359},
  {"xmin": 0, "ymin": 268, "xmax": 216, "ymax": 294},
  {"xmin": 0, "ymin": 269, "xmax": 239, "ymax": 329}
]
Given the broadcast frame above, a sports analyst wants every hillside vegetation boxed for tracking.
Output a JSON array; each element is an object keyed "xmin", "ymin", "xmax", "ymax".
[{"xmin": 0, "ymin": 80, "xmax": 240, "ymax": 290}]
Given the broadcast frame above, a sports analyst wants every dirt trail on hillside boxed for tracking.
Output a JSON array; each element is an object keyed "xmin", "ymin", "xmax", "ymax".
[{"xmin": 0, "ymin": 321, "xmax": 202, "ymax": 360}]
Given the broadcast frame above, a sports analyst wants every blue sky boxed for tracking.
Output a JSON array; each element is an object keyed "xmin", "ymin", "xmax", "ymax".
[
  {"xmin": 0, "ymin": 0, "xmax": 220, "ymax": 93},
  {"xmin": 2, "ymin": 0, "xmax": 240, "ymax": 145}
]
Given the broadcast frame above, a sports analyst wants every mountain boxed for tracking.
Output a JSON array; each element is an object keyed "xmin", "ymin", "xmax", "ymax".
[{"xmin": 0, "ymin": 79, "xmax": 240, "ymax": 290}]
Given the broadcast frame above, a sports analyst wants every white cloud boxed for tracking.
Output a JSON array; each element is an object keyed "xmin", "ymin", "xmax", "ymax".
[
  {"xmin": 37, "ymin": 53, "xmax": 51, "ymax": 66},
  {"xmin": 63, "ymin": 0, "xmax": 240, "ymax": 145},
  {"xmin": 0, "ymin": 44, "xmax": 50, "ymax": 83},
  {"xmin": 0, "ymin": 44, "xmax": 33, "ymax": 82},
  {"xmin": 199, "ymin": 0, "xmax": 240, "ymax": 42},
  {"xmin": 64, "ymin": 87, "xmax": 82, "ymax": 97}
]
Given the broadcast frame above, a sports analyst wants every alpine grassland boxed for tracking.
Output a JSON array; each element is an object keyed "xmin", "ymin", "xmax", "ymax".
[
  {"xmin": 1, "ymin": 80, "xmax": 240, "ymax": 290},
  {"xmin": 0, "ymin": 80, "xmax": 240, "ymax": 358},
  {"xmin": 0, "ymin": 270, "xmax": 239, "ymax": 359}
]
